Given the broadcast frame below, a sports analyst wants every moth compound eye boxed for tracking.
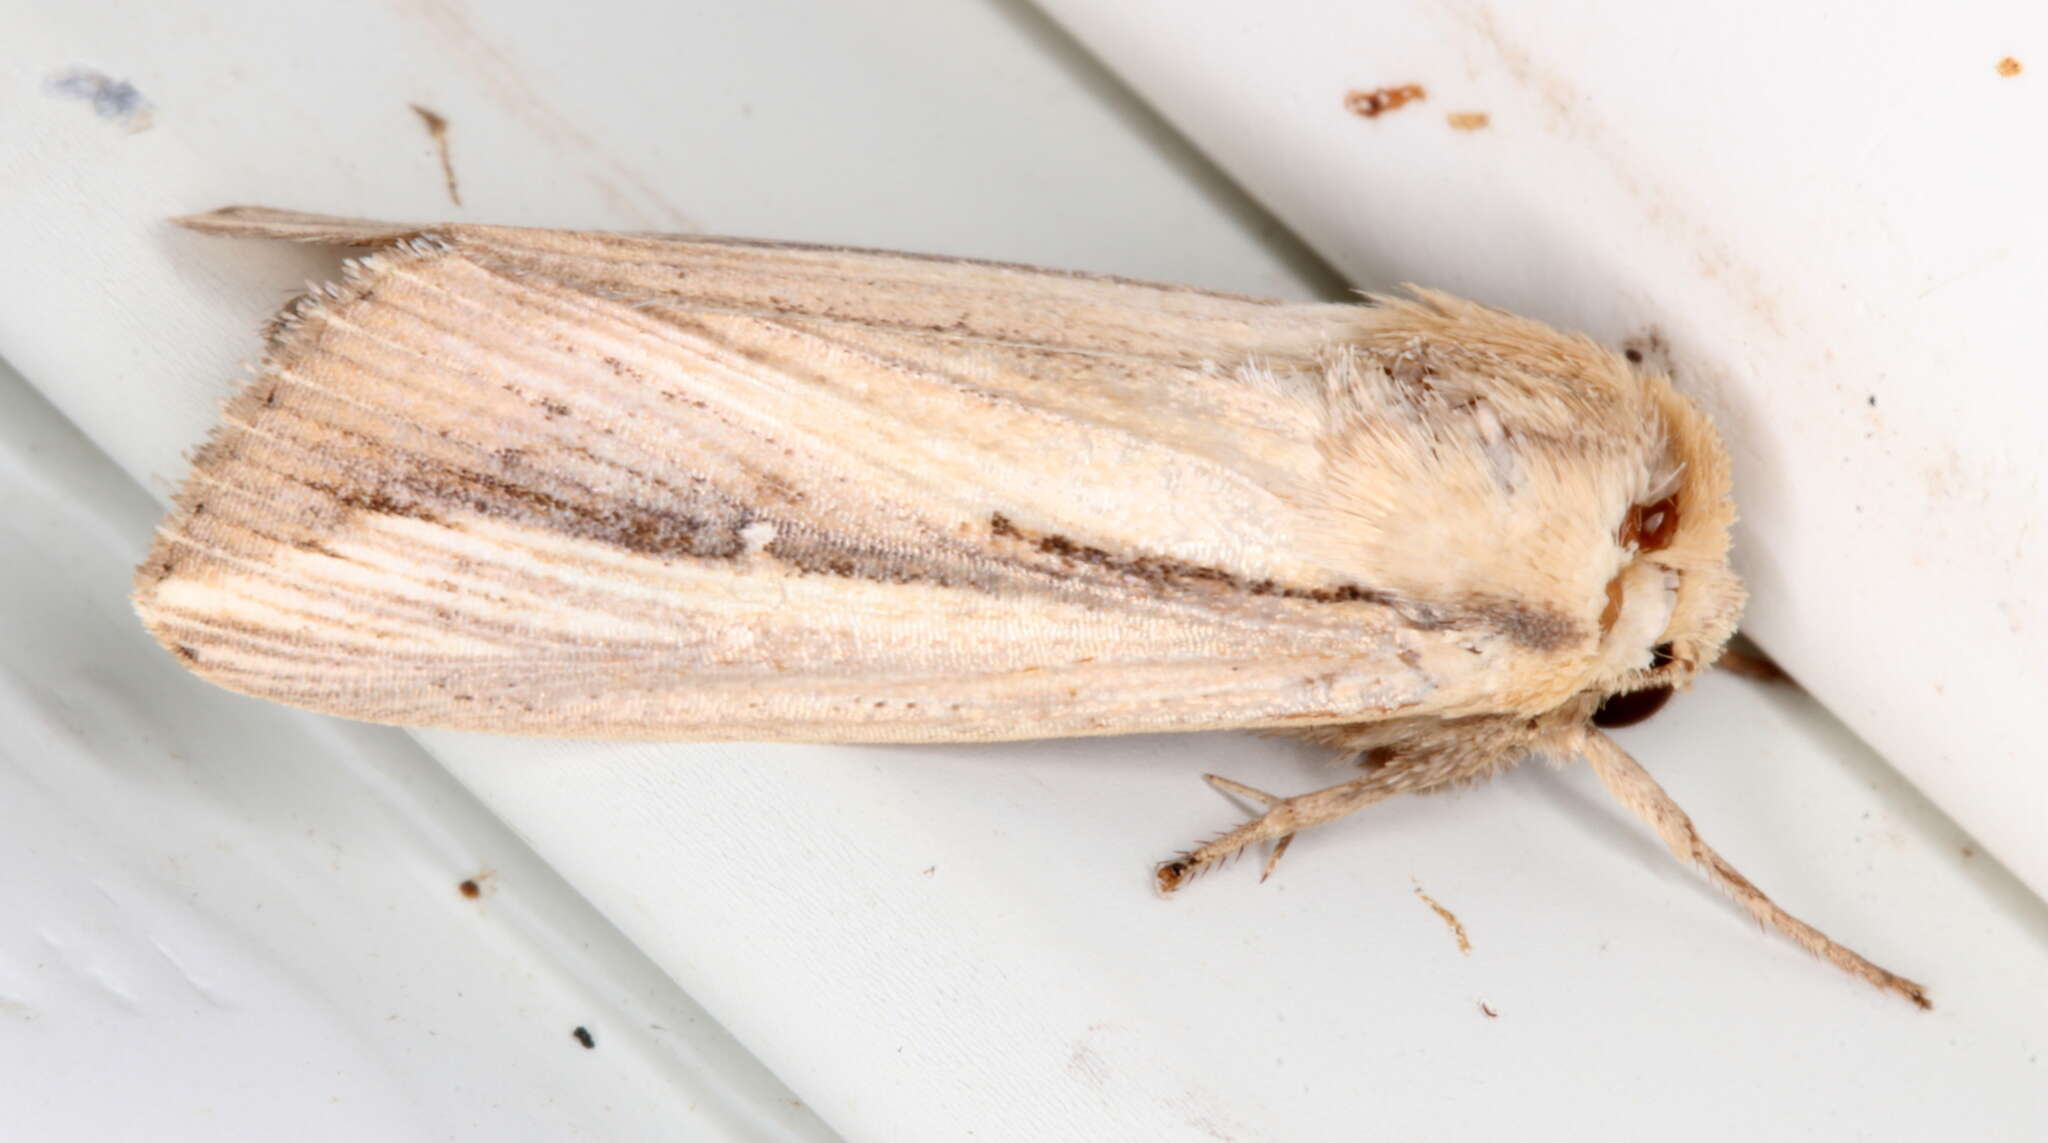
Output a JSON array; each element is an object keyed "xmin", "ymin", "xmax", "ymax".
[
  {"xmin": 1651, "ymin": 641, "xmax": 1675, "ymax": 668},
  {"xmin": 1619, "ymin": 495, "xmax": 1680, "ymax": 552},
  {"xmin": 1592, "ymin": 684, "xmax": 1674, "ymax": 728}
]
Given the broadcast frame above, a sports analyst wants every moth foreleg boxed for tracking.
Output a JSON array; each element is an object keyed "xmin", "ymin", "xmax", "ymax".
[
  {"xmin": 1154, "ymin": 769, "xmax": 1405, "ymax": 894},
  {"xmin": 1581, "ymin": 731, "xmax": 1931, "ymax": 1009}
]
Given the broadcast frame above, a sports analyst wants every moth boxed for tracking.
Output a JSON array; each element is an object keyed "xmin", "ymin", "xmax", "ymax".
[{"xmin": 136, "ymin": 206, "xmax": 1926, "ymax": 1007}]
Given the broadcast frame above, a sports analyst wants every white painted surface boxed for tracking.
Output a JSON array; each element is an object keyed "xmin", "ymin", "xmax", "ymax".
[
  {"xmin": 0, "ymin": 361, "xmax": 833, "ymax": 1141},
  {"xmin": 2, "ymin": 2, "xmax": 2044, "ymax": 1140}
]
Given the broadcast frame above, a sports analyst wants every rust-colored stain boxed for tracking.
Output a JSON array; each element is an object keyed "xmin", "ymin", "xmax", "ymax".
[
  {"xmin": 411, "ymin": 104, "xmax": 463, "ymax": 206},
  {"xmin": 457, "ymin": 878, "xmax": 481, "ymax": 899},
  {"xmin": 1413, "ymin": 884, "xmax": 1471, "ymax": 954},
  {"xmin": 1446, "ymin": 111, "xmax": 1491, "ymax": 131},
  {"xmin": 1345, "ymin": 84, "xmax": 1427, "ymax": 118},
  {"xmin": 1996, "ymin": 57, "xmax": 2023, "ymax": 78}
]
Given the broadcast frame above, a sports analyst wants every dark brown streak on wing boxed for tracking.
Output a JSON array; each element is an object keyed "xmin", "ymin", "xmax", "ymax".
[
  {"xmin": 325, "ymin": 453, "xmax": 1285, "ymax": 614},
  {"xmin": 397, "ymin": 460, "xmax": 755, "ymax": 560},
  {"xmin": 989, "ymin": 512, "xmax": 1391, "ymax": 606},
  {"xmin": 304, "ymin": 479, "xmax": 445, "ymax": 524},
  {"xmin": 985, "ymin": 513, "xmax": 1580, "ymax": 651}
]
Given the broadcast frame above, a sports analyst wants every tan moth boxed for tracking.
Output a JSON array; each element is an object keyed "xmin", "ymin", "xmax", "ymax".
[{"xmin": 136, "ymin": 206, "xmax": 1926, "ymax": 1007}]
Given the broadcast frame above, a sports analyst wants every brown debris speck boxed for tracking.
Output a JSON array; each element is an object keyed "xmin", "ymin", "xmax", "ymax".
[
  {"xmin": 1997, "ymin": 57, "xmax": 2022, "ymax": 78},
  {"xmin": 458, "ymin": 878, "xmax": 481, "ymax": 899},
  {"xmin": 1413, "ymin": 883, "xmax": 1471, "ymax": 954},
  {"xmin": 1345, "ymin": 84, "xmax": 1427, "ymax": 118},
  {"xmin": 1479, "ymin": 1002, "xmax": 1499, "ymax": 1019},
  {"xmin": 411, "ymin": 104, "xmax": 462, "ymax": 206},
  {"xmin": 1446, "ymin": 112, "xmax": 1491, "ymax": 131}
]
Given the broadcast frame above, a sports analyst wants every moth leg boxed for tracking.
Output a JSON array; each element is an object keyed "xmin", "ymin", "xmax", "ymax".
[
  {"xmin": 1155, "ymin": 769, "xmax": 1404, "ymax": 894},
  {"xmin": 1199, "ymin": 775, "xmax": 1297, "ymax": 882},
  {"xmin": 1582, "ymin": 732, "xmax": 1931, "ymax": 1009}
]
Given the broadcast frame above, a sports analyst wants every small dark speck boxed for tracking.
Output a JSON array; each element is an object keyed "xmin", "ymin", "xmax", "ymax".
[
  {"xmin": 44, "ymin": 67, "xmax": 155, "ymax": 132},
  {"xmin": 1961, "ymin": 845, "xmax": 1977, "ymax": 859},
  {"xmin": 572, "ymin": 1026, "xmax": 596, "ymax": 1049},
  {"xmin": 1479, "ymin": 1002, "xmax": 1499, "ymax": 1019},
  {"xmin": 1867, "ymin": 395, "xmax": 1877, "ymax": 407},
  {"xmin": 458, "ymin": 879, "xmax": 481, "ymax": 899},
  {"xmin": 1624, "ymin": 348, "xmax": 1644, "ymax": 364}
]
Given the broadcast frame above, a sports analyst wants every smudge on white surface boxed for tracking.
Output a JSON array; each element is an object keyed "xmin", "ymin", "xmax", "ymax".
[{"xmin": 44, "ymin": 67, "xmax": 155, "ymax": 133}]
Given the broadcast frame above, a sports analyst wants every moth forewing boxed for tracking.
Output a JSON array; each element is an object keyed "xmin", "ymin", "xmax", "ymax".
[
  {"xmin": 137, "ymin": 212, "xmax": 1577, "ymax": 740},
  {"xmin": 139, "ymin": 206, "xmax": 1923, "ymax": 1006}
]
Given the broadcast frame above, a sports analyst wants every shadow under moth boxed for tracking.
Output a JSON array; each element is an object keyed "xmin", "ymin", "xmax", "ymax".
[{"xmin": 136, "ymin": 206, "xmax": 1926, "ymax": 1007}]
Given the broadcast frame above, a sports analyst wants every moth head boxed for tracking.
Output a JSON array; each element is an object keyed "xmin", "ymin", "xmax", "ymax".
[{"xmin": 1586, "ymin": 364, "xmax": 1745, "ymax": 728}]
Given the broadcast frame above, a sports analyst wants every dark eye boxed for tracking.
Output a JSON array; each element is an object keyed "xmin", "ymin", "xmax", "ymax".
[
  {"xmin": 1592, "ymin": 685, "xmax": 1674, "ymax": 728},
  {"xmin": 1620, "ymin": 496, "xmax": 1680, "ymax": 552}
]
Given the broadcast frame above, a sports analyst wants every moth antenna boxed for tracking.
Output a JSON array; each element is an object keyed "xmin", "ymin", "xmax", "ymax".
[{"xmin": 1580, "ymin": 732, "xmax": 1930, "ymax": 1009}]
